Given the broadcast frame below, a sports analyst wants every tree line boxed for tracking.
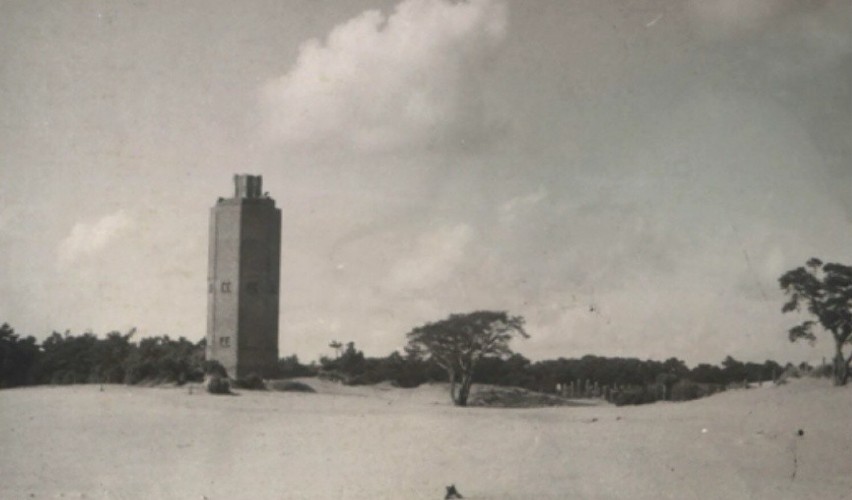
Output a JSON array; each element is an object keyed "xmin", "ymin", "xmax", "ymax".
[
  {"xmin": 0, "ymin": 325, "xmax": 208, "ymax": 388},
  {"xmin": 0, "ymin": 321, "xmax": 795, "ymax": 395},
  {"xmin": 318, "ymin": 340, "xmax": 792, "ymax": 395},
  {"xmin": 2, "ymin": 256, "xmax": 846, "ymax": 405}
]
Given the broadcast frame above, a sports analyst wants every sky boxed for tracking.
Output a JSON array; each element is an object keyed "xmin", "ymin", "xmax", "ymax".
[{"xmin": 1, "ymin": 0, "xmax": 850, "ymax": 366}]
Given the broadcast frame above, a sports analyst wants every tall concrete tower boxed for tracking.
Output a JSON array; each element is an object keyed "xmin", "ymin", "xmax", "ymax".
[{"xmin": 206, "ymin": 174, "xmax": 281, "ymax": 379}]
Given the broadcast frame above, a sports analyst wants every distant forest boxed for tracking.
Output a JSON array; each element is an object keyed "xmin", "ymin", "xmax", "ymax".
[{"xmin": 0, "ymin": 323, "xmax": 812, "ymax": 399}]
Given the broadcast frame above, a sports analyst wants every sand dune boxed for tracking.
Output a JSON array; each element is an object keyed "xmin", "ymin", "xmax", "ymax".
[{"xmin": 1, "ymin": 378, "xmax": 849, "ymax": 499}]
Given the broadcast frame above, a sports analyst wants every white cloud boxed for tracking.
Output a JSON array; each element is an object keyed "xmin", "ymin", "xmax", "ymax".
[
  {"xmin": 262, "ymin": 0, "xmax": 507, "ymax": 153},
  {"xmin": 57, "ymin": 210, "xmax": 132, "ymax": 266}
]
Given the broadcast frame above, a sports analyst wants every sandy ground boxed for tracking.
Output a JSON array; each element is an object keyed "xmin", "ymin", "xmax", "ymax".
[{"xmin": 1, "ymin": 378, "xmax": 850, "ymax": 500}]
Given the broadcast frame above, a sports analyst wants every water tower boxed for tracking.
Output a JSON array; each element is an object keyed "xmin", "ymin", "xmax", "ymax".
[{"xmin": 206, "ymin": 174, "xmax": 281, "ymax": 378}]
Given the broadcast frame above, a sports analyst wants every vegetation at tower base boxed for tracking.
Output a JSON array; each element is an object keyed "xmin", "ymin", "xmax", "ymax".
[
  {"xmin": 405, "ymin": 311, "xmax": 530, "ymax": 406},
  {"xmin": 204, "ymin": 374, "xmax": 231, "ymax": 395},
  {"xmin": 779, "ymin": 258, "xmax": 852, "ymax": 386},
  {"xmin": 232, "ymin": 373, "xmax": 266, "ymax": 390}
]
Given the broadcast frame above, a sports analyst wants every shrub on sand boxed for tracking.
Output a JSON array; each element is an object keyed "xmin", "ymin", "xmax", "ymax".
[
  {"xmin": 233, "ymin": 373, "xmax": 266, "ymax": 390},
  {"xmin": 205, "ymin": 374, "xmax": 231, "ymax": 395},
  {"xmin": 268, "ymin": 380, "xmax": 316, "ymax": 393},
  {"xmin": 612, "ymin": 388, "xmax": 659, "ymax": 406},
  {"xmin": 469, "ymin": 386, "xmax": 573, "ymax": 408},
  {"xmin": 203, "ymin": 360, "xmax": 228, "ymax": 378},
  {"xmin": 670, "ymin": 379, "xmax": 716, "ymax": 402},
  {"xmin": 809, "ymin": 364, "xmax": 833, "ymax": 379},
  {"xmin": 776, "ymin": 364, "xmax": 801, "ymax": 385},
  {"xmin": 317, "ymin": 370, "xmax": 352, "ymax": 384}
]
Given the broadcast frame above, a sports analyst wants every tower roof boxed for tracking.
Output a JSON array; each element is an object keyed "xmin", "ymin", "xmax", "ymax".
[{"xmin": 234, "ymin": 174, "xmax": 262, "ymax": 199}]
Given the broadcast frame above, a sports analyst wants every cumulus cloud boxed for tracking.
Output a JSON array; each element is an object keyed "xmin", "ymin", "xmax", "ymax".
[
  {"xmin": 262, "ymin": 0, "xmax": 507, "ymax": 153},
  {"xmin": 57, "ymin": 210, "xmax": 132, "ymax": 265}
]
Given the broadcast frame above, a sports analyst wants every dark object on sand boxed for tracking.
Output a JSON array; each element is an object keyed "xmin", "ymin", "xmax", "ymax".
[
  {"xmin": 445, "ymin": 484, "xmax": 463, "ymax": 499},
  {"xmin": 233, "ymin": 373, "xmax": 266, "ymax": 390},
  {"xmin": 205, "ymin": 374, "xmax": 231, "ymax": 395},
  {"xmin": 268, "ymin": 380, "xmax": 317, "ymax": 393},
  {"xmin": 797, "ymin": 429, "xmax": 804, "ymax": 436}
]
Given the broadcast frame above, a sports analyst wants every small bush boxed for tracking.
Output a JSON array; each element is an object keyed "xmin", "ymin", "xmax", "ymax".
[
  {"xmin": 612, "ymin": 388, "xmax": 659, "ymax": 406},
  {"xmin": 391, "ymin": 376, "xmax": 424, "ymax": 389},
  {"xmin": 268, "ymin": 380, "xmax": 316, "ymax": 393},
  {"xmin": 234, "ymin": 373, "xmax": 266, "ymax": 390},
  {"xmin": 670, "ymin": 379, "xmax": 706, "ymax": 401},
  {"xmin": 205, "ymin": 375, "xmax": 231, "ymax": 395},
  {"xmin": 469, "ymin": 386, "xmax": 573, "ymax": 408},
  {"xmin": 317, "ymin": 370, "xmax": 351, "ymax": 384},
  {"xmin": 203, "ymin": 360, "xmax": 228, "ymax": 378},
  {"xmin": 778, "ymin": 365, "xmax": 801, "ymax": 381},
  {"xmin": 276, "ymin": 355, "xmax": 317, "ymax": 378},
  {"xmin": 809, "ymin": 363, "xmax": 833, "ymax": 379}
]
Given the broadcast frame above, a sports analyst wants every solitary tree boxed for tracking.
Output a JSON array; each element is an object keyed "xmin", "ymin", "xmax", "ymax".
[
  {"xmin": 329, "ymin": 340, "xmax": 343, "ymax": 359},
  {"xmin": 779, "ymin": 258, "xmax": 852, "ymax": 386},
  {"xmin": 405, "ymin": 311, "xmax": 529, "ymax": 406}
]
